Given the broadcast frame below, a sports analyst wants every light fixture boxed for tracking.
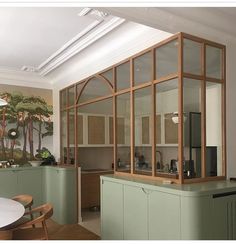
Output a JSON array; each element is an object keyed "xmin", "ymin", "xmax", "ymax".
[
  {"xmin": 0, "ymin": 98, "xmax": 8, "ymax": 107},
  {"xmin": 172, "ymin": 112, "xmax": 187, "ymax": 124}
]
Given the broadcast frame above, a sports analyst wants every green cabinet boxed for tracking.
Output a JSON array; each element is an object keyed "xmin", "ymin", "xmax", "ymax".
[
  {"xmin": 101, "ymin": 175, "xmax": 236, "ymax": 240},
  {"xmin": 101, "ymin": 180, "xmax": 123, "ymax": 240},
  {"xmin": 149, "ymin": 190, "xmax": 181, "ymax": 240},
  {"xmin": 0, "ymin": 168, "xmax": 42, "ymax": 206},
  {"xmin": 0, "ymin": 170, "xmax": 18, "ymax": 197},
  {"xmin": 18, "ymin": 169, "xmax": 43, "ymax": 206},
  {"xmin": 211, "ymin": 194, "xmax": 236, "ymax": 240},
  {"xmin": 43, "ymin": 166, "xmax": 77, "ymax": 225},
  {"xmin": 124, "ymin": 185, "xmax": 148, "ymax": 239},
  {"xmin": 0, "ymin": 166, "xmax": 77, "ymax": 225}
]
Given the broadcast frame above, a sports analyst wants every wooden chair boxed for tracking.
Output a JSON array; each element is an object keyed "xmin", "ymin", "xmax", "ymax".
[
  {"xmin": 11, "ymin": 194, "xmax": 35, "ymax": 228},
  {"xmin": 12, "ymin": 203, "xmax": 53, "ymax": 240}
]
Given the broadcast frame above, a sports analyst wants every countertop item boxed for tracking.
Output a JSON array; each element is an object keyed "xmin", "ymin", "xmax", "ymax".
[{"xmin": 0, "ymin": 197, "xmax": 25, "ymax": 228}]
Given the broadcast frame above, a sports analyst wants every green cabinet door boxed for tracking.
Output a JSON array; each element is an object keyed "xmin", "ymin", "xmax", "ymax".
[
  {"xmin": 123, "ymin": 185, "xmax": 148, "ymax": 240},
  {"xmin": 148, "ymin": 190, "xmax": 181, "ymax": 240},
  {"xmin": 101, "ymin": 179, "xmax": 124, "ymax": 240},
  {"xmin": 0, "ymin": 170, "xmax": 18, "ymax": 197},
  {"xmin": 43, "ymin": 167, "xmax": 77, "ymax": 225},
  {"xmin": 181, "ymin": 196, "xmax": 212, "ymax": 240},
  {"xmin": 211, "ymin": 194, "xmax": 236, "ymax": 240},
  {"xmin": 57, "ymin": 169, "xmax": 77, "ymax": 224},
  {"xmin": 17, "ymin": 169, "xmax": 43, "ymax": 206}
]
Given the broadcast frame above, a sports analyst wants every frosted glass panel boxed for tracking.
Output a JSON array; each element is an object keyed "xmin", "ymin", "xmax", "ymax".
[
  {"xmin": 60, "ymin": 90, "xmax": 67, "ymax": 109},
  {"xmin": 206, "ymin": 46, "xmax": 222, "ymax": 79},
  {"xmin": 116, "ymin": 92, "xmax": 131, "ymax": 173},
  {"xmin": 116, "ymin": 62, "xmax": 130, "ymax": 91},
  {"xmin": 183, "ymin": 79, "xmax": 202, "ymax": 179},
  {"xmin": 79, "ymin": 77, "xmax": 111, "ymax": 104},
  {"xmin": 134, "ymin": 87, "xmax": 152, "ymax": 176},
  {"xmin": 68, "ymin": 86, "xmax": 75, "ymax": 107},
  {"xmin": 101, "ymin": 69, "xmax": 113, "ymax": 86},
  {"xmin": 183, "ymin": 39, "xmax": 202, "ymax": 75},
  {"xmin": 68, "ymin": 108, "xmax": 75, "ymax": 164},
  {"xmin": 206, "ymin": 82, "xmax": 222, "ymax": 176},
  {"xmin": 134, "ymin": 52, "xmax": 152, "ymax": 85},
  {"xmin": 156, "ymin": 40, "xmax": 178, "ymax": 79},
  {"xmin": 61, "ymin": 111, "xmax": 67, "ymax": 163},
  {"xmin": 155, "ymin": 79, "xmax": 178, "ymax": 179}
]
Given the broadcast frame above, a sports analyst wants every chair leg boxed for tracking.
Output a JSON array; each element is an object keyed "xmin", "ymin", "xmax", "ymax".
[
  {"xmin": 29, "ymin": 206, "xmax": 35, "ymax": 228},
  {"xmin": 42, "ymin": 221, "xmax": 49, "ymax": 240}
]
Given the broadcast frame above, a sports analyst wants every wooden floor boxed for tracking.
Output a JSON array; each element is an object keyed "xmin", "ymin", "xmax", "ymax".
[{"xmin": 42, "ymin": 219, "xmax": 100, "ymax": 240}]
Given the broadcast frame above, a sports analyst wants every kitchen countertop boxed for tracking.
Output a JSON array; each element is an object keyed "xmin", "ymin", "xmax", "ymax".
[
  {"xmin": 101, "ymin": 174, "xmax": 236, "ymax": 197},
  {"xmin": 81, "ymin": 169, "xmax": 113, "ymax": 174}
]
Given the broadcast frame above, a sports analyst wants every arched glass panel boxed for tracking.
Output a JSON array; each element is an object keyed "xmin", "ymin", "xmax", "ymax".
[
  {"xmin": 101, "ymin": 69, "xmax": 114, "ymax": 86},
  {"xmin": 68, "ymin": 86, "xmax": 75, "ymax": 107},
  {"xmin": 78, "ymin": 77, "xmax": 112, "ymax": 104}
]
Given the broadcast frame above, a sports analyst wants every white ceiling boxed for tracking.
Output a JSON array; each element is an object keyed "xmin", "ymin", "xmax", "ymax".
[
  {"xmin": 0, "ymin": 7, "xmax": 125, "ymax": 77},
  {"xmin": 0, "ymin": 7, "xmax": 235, "ymax": 88}
]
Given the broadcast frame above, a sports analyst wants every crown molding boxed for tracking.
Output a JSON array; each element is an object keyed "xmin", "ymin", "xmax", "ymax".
[
  {"xmin": 39, "ymin": 16, "xmax": 125, "ymax": 76},
  {"xmin": 0, "ymin": 67, "xmax": 51, "ymax": 88}
]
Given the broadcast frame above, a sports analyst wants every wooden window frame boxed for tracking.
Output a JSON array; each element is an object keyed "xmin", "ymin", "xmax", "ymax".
[{"xmin": 59, "ymin": 32, "xmax": 226, "ymax": 184}]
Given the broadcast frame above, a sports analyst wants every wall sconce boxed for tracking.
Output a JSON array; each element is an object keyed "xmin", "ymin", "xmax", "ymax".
[
  {"xmin": 0, "ymin": 98, "xmax": 8, "ymax": 106},
  {"xmin": 172, "ymin": 112, "xmax": 187, "ymax": 124}
]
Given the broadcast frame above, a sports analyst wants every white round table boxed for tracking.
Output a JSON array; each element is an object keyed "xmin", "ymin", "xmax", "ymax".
[{"xmin": 0, "ymin": 197, "xmax": 25, "ymax": 228}]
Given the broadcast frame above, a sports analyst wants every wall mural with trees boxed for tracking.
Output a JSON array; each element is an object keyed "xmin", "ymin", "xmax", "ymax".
[{"xmin": 0, "ymin": 85, "xmax": 53, "ymax": 164}]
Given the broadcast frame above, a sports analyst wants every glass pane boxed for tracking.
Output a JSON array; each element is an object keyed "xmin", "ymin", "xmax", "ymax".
[
  {"xmin": 60, "ymin": 90, "xmax": 67, "ymax": 109},
  {"xmin": 68, "ymin": 86, "xmax": 75, "ymax": 107},
  {"xmin": 68, "ymin": 108, "xmax": 75, "ymax": 164},
  {"xmin": 76, "ymin": 82, "xmax": 85, "ymax": 103},
  {"xmin": 206, "ymin": 82, "xmax": 222, "ymax": 176},
  {"xmin": 116, "ymin": 92, "xmax": 130, "ymax": 173},
  {"xmin": 206, "ymin": 46, "xmax": 222, "ymax": 79},
  {"xmin": 78, "ymin": 77, "xmax": 112, "ymax": 104},
  {"xmin": 116, "ymin": 62, "xmax": 130, "ymax": 91},
  {"xmin": 134, "ymin": 87, "xmax": 152, "ymax": 176},
  {"xmin": 101, "ymin": 69, "xmax": 113, "ymax": 86},
  {"xmin": 60, "ymin": 111, "xmax": 67, "ymax": 163},
  {"xmin": 183, "ymin": 39, "xmax": 202, "ymax": 75},
  {"xmin": 156, "ymin": 79, "xmax": 178, "ymax": 179},
  {"xmin": 183, "ymin": 79, "xmax": 202, "ymax": 179},
  {"xmin": 134, "ymin": 52, "xmax": 152, "ymax": 85},
  {"xmin": 77, "ymin": 98, "xmax": 113, "ymax": 170},
  {"xmin": 156, "ymin": 40, "xmax": 178, "ymax": 79}
]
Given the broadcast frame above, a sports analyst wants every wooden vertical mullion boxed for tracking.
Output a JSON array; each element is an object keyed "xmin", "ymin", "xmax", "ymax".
[
  {"xmin": 130, "ymin": 59, "xmax": 134, "ymax": 175},
  {"xmin": 66, "ymin": 88, "xmax": 70, "ymax": 164},
  {"xmin": 59, "ymin": 91, "xmax": 62, "ymax": 165},
  {"xmin": 151, "ymin": 49, "xmax": 156, "ymax": 177},
  {"xmin": 201, "ymin": 43, "xmax": 206, "ymax": 178},
  {"xmin": 113, "ymin": 67, "xmax": 117, "ymax": 172},
  {"xmin": 74, "ymin": 85, "xmax": 78, "ymax": 167},
  {"xmin": 222, "ymin": 46, "xmax": 226, "ymax": 177},
  {"xmin": 178, "ymin": 33, "xmax": 184, "ymax": 184}
]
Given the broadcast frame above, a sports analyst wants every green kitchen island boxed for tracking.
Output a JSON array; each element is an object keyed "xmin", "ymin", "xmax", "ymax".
[{"xmin": 101, "ymin": 174, "xmax": 236, "ymax": 240}]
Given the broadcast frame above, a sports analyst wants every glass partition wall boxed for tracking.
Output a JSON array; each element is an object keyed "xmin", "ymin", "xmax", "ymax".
[{"xmin": 60, "ymin": 32, "xmax": 226, "ymax": 184}]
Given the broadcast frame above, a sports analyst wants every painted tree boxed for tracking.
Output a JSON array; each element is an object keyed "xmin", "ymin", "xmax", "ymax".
[{"xmin": 16, "ymin": 96, "xmax": 53, "ymax": 160}]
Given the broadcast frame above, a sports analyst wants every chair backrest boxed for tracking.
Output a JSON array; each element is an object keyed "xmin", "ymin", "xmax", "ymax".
[{"xmin": 12, "ymin": 194, "xmax": 33, "ymax": 209}]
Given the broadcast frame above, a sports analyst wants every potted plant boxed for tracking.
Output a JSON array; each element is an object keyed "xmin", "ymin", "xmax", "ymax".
[{"xmin": 35, "ymin": 147, "xmax": 56, "ymax": 166}]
